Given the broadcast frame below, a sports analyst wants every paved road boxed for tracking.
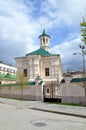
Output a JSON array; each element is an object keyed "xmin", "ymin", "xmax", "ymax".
[
  {"xmin": 0, "ymin": 98, "xmax": 86, "ymax": 130},
  {"xmin": 0, "ymin": 98, "xmax": 86, "ymax": 118},
  {"xmin": 0, "ymin": 103, "xmax": 86, "ymax": 130}
]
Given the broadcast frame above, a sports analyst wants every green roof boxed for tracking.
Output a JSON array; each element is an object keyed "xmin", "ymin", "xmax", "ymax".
[
  {"xmin": 71, "ymin": 78, "xmax": 86, "ymax": 82},
  {"xmin": 28, "ymin": 81, "xmax": 43, "ymax": 85},
  {"xmin": 35, "ymin": 75, "xmax": 42, "ymax": 80},
  {"xmin": 61, "ymin": 79, "xmax": 65, "ymax": 83},
  {"xmin": 39, "ymin": 81, "xmax": 43, "ymax": 85},
  {"xmin": 39, "ymin": 29, "xmax": 50, "ymax": 38},
  {"xmin": 28, "ymin": 82, "xmax": 35, "ymax": 85},
  {"xmin": 26, "ymin": 48, "xmax": 53, "ymax": 56},
  {"xmin": 61, "ymin": 77, "xmax": 86, "ymax": 83},
  {"xmin": 0, "ymin": 74, "xmax": 16, "ymax": 80}
]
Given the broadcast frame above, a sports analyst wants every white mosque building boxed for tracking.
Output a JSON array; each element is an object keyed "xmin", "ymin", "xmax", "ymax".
[{"xmin": 15, "ymin": 29, "xmax": 63, "ymax": 84}]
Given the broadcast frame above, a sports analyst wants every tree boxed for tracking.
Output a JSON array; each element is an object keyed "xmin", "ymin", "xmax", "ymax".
[
  {"xmin": 80, "ymin": 16, "xmax": 86, "ymax": 97},
  {"xmin": 80, "ymin": 16, "xmax": 86, "ymax": 45},
  {"xmin": 16, "ymin": 72, "xmax": 28, "ymax": 100},
  {"xmin": 0, "ymin": 74, "xmax": 2, "ymax": 94},
  {"xmin": 5, "ymin": 73, "xmax": 11, "ymax": 95},
  {"xmin": 0, "ymin": 74, "xmax": 5, "ymax": 93}
]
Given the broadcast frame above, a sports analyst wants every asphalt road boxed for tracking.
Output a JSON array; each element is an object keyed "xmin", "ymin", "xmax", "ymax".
[{"xmin": 0, "ymin": 103, "xmax": 86, "ymax": 130}]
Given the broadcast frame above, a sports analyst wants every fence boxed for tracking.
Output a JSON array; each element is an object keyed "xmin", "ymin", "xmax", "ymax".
[{"xmin": 0, "ymin": 84, "xmax": 43, "ymax": 101}]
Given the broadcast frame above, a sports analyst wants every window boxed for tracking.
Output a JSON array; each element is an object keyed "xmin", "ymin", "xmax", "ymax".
[
  {"xmin": 7, "ymin": 68, "xmax": 9, "ymax": 72},
  {"xmin": 3, "ymin": 67, "xmax": 5, "ymax": 71},
  {"xmin": 47, "ymin": 88, "xmax": 50, "ymax": 93},
  {"xmin": 46, "ymin": 39, "xmax": 48, "ymax": 43},
  {"xmin": 43, "ymin": 38, "xmax": 45, "ymax": 43},
  {"xmin": 13, "ymin": 70, "xmax": 16, "ymax": 73},
  {"xmin": 10, "ymin": 69, "xmax": 12, "ymax": 72},
  {"xmin": 23, "ymin": 69, "xmax": 27, "ymax": 77},
  {"xmin": 45, "ymin": 68, "xmax": 49, "ymax": 76}
]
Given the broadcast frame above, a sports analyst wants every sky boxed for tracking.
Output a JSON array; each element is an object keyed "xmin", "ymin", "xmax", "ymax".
[{"xmin": 0, "ymin": 0, "xmax": 86, "ymax": 72}]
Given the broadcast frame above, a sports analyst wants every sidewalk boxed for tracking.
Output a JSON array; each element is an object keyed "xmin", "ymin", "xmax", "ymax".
[{"xmin": 0, "ymin": 97, "xmax": 86, "ymax": 118}]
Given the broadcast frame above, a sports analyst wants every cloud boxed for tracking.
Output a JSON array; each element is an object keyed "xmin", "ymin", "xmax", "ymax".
[
  {"xmin": 51, "ymin": 33, "xmax": 84, "ymax": 71},
  {"xmin": 0, "ymin": 0, "xmax": 40, "ymax": 64},
  {"xmin": 0, "ymin": 0, "xmax": 37, "ymax": 42},
  {"xmin": 0, "ymin": 0, "xmax": 86, "ymax": 69},
  {"xmin": 40, "ymin": 0, "xmax": 86, "ymax": 28}
]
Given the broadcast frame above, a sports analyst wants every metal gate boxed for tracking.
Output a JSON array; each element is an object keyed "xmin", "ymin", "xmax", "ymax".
[{"xmin": 43, "ymin": 83, "xmax": 61, "ymax": 102}]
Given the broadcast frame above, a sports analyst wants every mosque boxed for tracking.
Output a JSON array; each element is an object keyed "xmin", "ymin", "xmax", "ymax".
[{"xmin": 15, "ymin": 29, "xmax": 63, "ymax": 84}]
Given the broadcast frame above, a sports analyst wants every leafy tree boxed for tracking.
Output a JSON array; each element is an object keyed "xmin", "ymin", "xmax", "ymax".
[
  {"xmin": 0, "ymin": 74, "xmax": 2, "ymax": 93},
  {"xmin": 80, "ymin": 16, "xmax": 86, "ymax": 45},
  {"xmin": 16, "ymin": 72, "xmax": 28, "ymax": 100},
  {"xmin": 5, "ymin": 73, "xmax": 11, "ymax": 95},
  {"xmin": 0, "ymin": 74, "xmax": 2, "ymax": 82},
  {"xmin": 80, "ymin": 16, "xmax": 86, "ymax": 97}
]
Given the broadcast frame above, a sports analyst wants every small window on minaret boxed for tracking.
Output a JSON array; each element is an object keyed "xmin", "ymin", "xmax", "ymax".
[
  {"xmin": 43, "ymin": 38, "xmax": 45, "ymax": 43},
  {"xmin": 46, "ymin": 39, "xmax": 48, "ymax": 43}
]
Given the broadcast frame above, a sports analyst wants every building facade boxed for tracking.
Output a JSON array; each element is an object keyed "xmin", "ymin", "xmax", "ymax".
[
  {"xmin": 15, "ymin": 30, "xmax": 63, "ymax": 84},
  {"xmin": 0, "ymin": 61, "xmax": 17, "ymax": 84}
]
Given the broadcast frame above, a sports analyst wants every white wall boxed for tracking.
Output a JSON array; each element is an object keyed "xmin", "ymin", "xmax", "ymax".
[
  {"xmin": 60, "ymin": 76, "xmax": 86, "ymax": 104},
  {"xmin": 0, "ymin": 84, "xmax": 43, "ymax": 101}
]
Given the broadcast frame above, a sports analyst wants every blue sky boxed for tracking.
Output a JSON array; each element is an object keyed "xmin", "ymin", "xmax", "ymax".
[{"xmin": 0, "ymin": 0, "xmax": 86, "ymax": 71}]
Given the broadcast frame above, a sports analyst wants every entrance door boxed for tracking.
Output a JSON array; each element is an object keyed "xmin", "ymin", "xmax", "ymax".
[{"xmin": 43, "ymin": 83, "xmax": 61, "ymax": 102}]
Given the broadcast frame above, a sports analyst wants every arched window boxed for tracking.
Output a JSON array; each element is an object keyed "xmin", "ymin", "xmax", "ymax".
[
  {"xmin": 46, "ymin": 39, "xmax": 48, "ymax": 43},
  {"xmin": 43, "ymin": 38, "xmax": 45, "ymax": 43},
  {"xmin": 47, "ymin": 88, "xmax": 50, "ymax": 93}
]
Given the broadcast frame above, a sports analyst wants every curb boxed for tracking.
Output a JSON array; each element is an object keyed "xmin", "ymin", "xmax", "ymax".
[{"xmin": 31, "ymin": 108, "xmax": 86, "ymax": 119}]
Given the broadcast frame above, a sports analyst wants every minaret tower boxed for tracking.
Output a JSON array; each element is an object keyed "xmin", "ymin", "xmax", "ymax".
[{"xmin": 39, "ymin": 29, "xmax": 50, "ymax": 52}]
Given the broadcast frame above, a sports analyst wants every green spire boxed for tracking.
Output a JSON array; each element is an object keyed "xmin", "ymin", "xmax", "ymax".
[
  {"xmin": 35, "ymin": 74, "xmax": 42, "ymax": 80},
  {"xmin": 39, "ymin": 29, "xmax": 50, "ymax": 38},
  {"xmin": 42, "ymin": 28, "xmax": 46, "ymax": 35}
]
